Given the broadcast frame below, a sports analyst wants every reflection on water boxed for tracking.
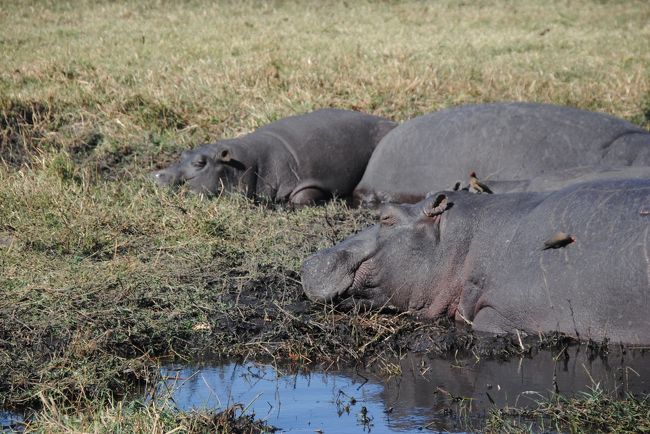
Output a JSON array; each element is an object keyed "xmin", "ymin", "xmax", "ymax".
[
  {"xmin": 157, "ymin": 346, "xmax": 650, "ymax": 433},
  {"xmin": 158, "ymin": 363, "xmax": 401, "ymax": 433},
  {"xmin": 0, "ymin": 411, "xmax": 23, "ymax": 432}
]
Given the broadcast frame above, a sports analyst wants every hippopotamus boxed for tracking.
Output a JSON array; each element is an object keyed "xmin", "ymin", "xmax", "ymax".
[
  {"xmin": 153, "ymin": 109, "xmax": 397, "ymax": 204},
  {"xmin": 354, "ymin": 102, "xmax": 650, "ymax": 204},
  {"xmin": 302, "ymin": 178, "xmax": 650, "ymax": 344}
]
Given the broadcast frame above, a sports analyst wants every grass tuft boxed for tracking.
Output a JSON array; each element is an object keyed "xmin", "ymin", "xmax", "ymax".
[{"xmin": 486, "ymin": 386, "xmax": 650, "ymax": 433}]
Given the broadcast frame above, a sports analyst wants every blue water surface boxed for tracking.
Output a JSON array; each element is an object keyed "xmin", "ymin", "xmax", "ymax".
[
  {"xmin": 157, "ymin": 347, "xmax": 650, "ymax": 433},
  {"xmin": 0, "ymin": 411, "xmax": 23, "ymax": 433},
  {"xmin": 159, "ymin": 362, "xmax": 462, "ymax": 433}
]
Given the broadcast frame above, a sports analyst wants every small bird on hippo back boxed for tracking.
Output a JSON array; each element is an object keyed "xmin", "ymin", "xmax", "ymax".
[
  {"xmin": 542, "ymin": 231, "xmax": 576, "ymax": 250},
  {"xmin": 469, "ymin": 171, "xmax": 493, "ymax": 194}
]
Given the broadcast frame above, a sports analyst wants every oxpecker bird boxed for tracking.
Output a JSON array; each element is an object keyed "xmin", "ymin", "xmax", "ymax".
[
  {"xmin": 542, "ymin": 231, "xmax": 576, "ymax": 250},
  {"xmin": 469, "ymin": 171, "xmax": 493, "ymax": 194}
]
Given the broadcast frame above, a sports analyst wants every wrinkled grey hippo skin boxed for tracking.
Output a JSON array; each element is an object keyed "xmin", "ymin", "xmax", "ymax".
[
  {"xmin": 153, "ymin": 109, "xmax": 397, "ymax": 204},
  {"xmin": 302, "ymin": 179, "xmax": 650, "ymax": 344},
  {"xmin": 354, "ymin": 102, "xmax": 650, "ymax": 204}
]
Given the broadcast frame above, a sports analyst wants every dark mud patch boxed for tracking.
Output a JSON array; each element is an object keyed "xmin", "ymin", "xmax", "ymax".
[
  {"xmin": 173, "ymin": 405, "xmax": 277, "ymax": 434},
  {"xmin": 67, "ymin": 129, "xmax": 103, "ymax": 162},
  {"xmin": 204, "ymin": 270, "xmax": 477, "ymax": 366},
  {"xmin": 87, "ymin": 137, "xmax": 175, "ymax": 182},
  {"xmin": 200, "ymin": 270, "xmax": 583, "ymax": 370},
  {"xmin": 85, "ymin": 144, "xmax": 136, "ymax": 180},
  {"xmin": 0, "ymin": 99, "xmax": 58, "ymax": 166}
]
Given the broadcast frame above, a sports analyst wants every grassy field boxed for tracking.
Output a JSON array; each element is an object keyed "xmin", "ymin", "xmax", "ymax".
[{"xmin": 2, "ymin": 0, "xmax": 650, "ymax": 432}]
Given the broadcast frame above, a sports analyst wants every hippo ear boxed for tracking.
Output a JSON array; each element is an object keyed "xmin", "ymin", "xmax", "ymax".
[
  {"xmin": 218, "ymin": 148, "xmax": 232, "ymax": 162},
  {"xmin": 422, "ymin": 194, "xmax": 453, "ymax": 217},
  {"xmin": 215, "ymin": 147, "xmax": 247, "ymax": 171}
]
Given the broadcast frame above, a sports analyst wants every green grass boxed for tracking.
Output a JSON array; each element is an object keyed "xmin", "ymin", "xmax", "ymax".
[{"xmin": 2, "ymin": 0, "xmax": 650, "ymax": 432}]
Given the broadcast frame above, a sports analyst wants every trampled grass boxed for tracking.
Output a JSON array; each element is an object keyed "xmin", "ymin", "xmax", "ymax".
[{"xmin": 1, "ymin": 0, "xmax": 650, "ymax": 432}]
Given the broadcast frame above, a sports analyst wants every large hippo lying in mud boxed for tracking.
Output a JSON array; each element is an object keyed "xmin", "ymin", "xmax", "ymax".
[
  {"xmin": 354, "ymin": 102, "xmax": 650, "ymax": 204},
  {"xmin": 302, "ymin": 179, "xmax": 650, "ymax": 344},
  {"xmin": 153, "ymin": 109, "xmax": 396, "ymax": 204}
]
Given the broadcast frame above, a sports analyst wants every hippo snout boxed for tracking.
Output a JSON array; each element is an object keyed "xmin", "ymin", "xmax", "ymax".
[
  {"xmin": 302, "ymin": 225, "xmax": 378, "ymax": 304},
  {"xmin": 301, "ymin": 250, "xmax": 356, "ymax": 304},
  {"xmin": 151, "ymin": 169, "xmax": 178, "ymax": 187}
]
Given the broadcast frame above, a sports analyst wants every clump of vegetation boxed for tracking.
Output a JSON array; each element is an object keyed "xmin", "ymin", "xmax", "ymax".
[
  {"xmin": 18, "ymin": 398, "xmax": 275, "ymax": 433},
  {"xmin": 486, "ymin": 386, "xmax": 650, "ymax": 433},
  {"xmin": 1, "ymin": 0, "xmax": 649, "ymax": 431}
]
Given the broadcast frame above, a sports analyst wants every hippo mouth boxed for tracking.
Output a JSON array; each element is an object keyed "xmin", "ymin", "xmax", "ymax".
[
  {"xmin": 331, "ymin": 258, "xmax": 390, "ymax": 310},
  {"xmin": 301, "ymin": 225, "xmax": 382, "ymax": 306},
  {"xmin": 329, "ymin": 257, "xmax": 378, "ymax": 302},
  {"xmin": 336, "ymin": 258, "xmax": 397, "ymax": 312},
  {"xmin": 350, "ymin": 259, "xmax": 375, "ymax": 293},
  {"xmin": 302, "ymin": 252, "xmax": 378, "ymax": 303}
]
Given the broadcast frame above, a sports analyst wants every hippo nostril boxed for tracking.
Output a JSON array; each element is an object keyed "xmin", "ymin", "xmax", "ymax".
[{"xmin": 151, "ymin": 170, "xmax": 177, "ymax": 186}]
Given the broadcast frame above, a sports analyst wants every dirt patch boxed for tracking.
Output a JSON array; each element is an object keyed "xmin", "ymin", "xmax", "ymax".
[
  {"xmin": 0, "ymin": 225, "xmax": 17, "ymax": 248},
  {"xmin": 199, "ymin": 268, "xmax": 576, "ymax": 368},
  {"xmin": 68, "ymin": 129, "xmax": 103, "ymax": 162},
  {"xmin": 0, "ymin": 99, "xmax": 57, "ymax": 167},
  {"xmin": 175, "ymin": 405, "xmax": 277, "ymax": 433},
  {"xmin": 87, "ymin": 144, "xmax": 136, "ymax": 180}
]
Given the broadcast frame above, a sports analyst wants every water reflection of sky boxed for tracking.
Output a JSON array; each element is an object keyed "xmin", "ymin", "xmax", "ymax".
[
  {"xmin": 159, "ymin": 362, "xmax": 446, "ymax": 433},
  {"xmin": 0, "ymin": 411, "xmax": 23, "ymax": 432},
  {"xmin": 158, "ymin": 347, "xmax": 650, "ymax": 433}
]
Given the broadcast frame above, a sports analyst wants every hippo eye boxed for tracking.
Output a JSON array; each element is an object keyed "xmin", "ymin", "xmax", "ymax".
[
  {"xmin": 192, "ymin": 157, "xmax": 207, "ymax": 169},
  {"xmin": 380, "ymin": 214, "xmax": 396, "ymax": 227}
]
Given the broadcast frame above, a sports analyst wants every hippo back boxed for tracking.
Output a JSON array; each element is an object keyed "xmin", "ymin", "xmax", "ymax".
[
  {"xmin": 354, "ymin": 102, "xmax": 650, "ymax": 203},
  {"xmin": 250, "ymin": 108, "xmax": 396, "ymax": 198},
  {"xmin": 484, "ymin": 178, "xmax": 650, "ymax": 343}
]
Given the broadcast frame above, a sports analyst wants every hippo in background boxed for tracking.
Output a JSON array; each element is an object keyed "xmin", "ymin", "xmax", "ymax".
[
  {"xmin": 354, "ymin": 102, "xmax": 650, "ymax": 204},
  {"xmin": 524, "ymin": 165, "xmax": 650, "ymax": 192},
  {"xmin": 454, "ymin": 166, "xmax": 650, "ymax": 194},
  {"xmin": 302, "ymin": 178, "xmax": 650, "ymax": 345},
  {"xmin": 153, "ymin": 109, "xmax": 397, "ymax": 204}
]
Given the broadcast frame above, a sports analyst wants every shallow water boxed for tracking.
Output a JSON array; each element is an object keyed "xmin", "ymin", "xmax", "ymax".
[
  {"xmin": 156, "ymin": 345, "xmax": 650, "ymax": 433},
  {"xmin": 0, "ymin": 411, "xmax": 23, "ymax": 432}
]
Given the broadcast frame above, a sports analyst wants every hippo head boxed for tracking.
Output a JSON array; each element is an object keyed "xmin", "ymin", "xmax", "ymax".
[
  {"xmin": 301, "ymin": 193, "xmax": 455, "ymax": 313},
  {"xmin": 152, "ymin": 140, "xmax": 255, "ymax": 196}
]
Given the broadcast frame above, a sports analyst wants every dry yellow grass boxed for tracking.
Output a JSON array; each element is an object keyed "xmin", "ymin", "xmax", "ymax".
[{"xmin": 2, "ymin": 1, "xmax": 649, "ymax": 144}]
